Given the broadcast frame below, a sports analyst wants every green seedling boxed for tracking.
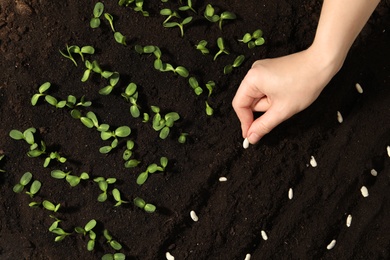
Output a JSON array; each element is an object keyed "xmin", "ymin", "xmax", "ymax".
[
  {"xmin": 136, "ymin": 157, "xmax": 168, "ymax": 185},
  {"xmin": 90, "ymin": 2, "xmax": 104, "ymax": 28},
  {"xmin": 206, "ymin": 80, "xmax": 216, "ymax": 97},
  {"xmin": 178, "ymin": 132, "xmax": 188, "ymax": 144},
  {"xmin": 153, "ymin": 47, "xmax": 163, "ymax": 70},
  {"xmin": 27, "ymin": 140, "xmax": 46, "ymax": 157},
  {"xmin": 134, "ymin": 44, "xmax": 156, "ymax": 55},
  {"xmin": 204, "ymin": 4, "xmax": 236, "ymax": 29},
  {"xmin": 43, "ymin": 200, "xmax": 61, "ymax": 213},
  {"xmin": 44, "ymin": 152, "xmax": 67, "ymax": 167},
  {"xmin": 94, "ymin": 177, "xmax": 117, "ymax": 202},
  {"xmin": 31, "ymin": 82, "xmax": 51, "ymax": 105},
  {"xmin": 179, "ymin": 0, "xmax": 196, "ymax": 13},
  {"xmin": 100, "ymin": 72, "xmax": 120, "ymax": 95},
  {"xmin": 151, "ymin": 106, "xmax": 180, "ymax": 139},
  {"xmin": 224, "ymin": 55, "xmax": 245, "ymax": 74},
  {"xmin": 13, "ymin": 172, "xmax": 32, "ymax": 193},
  {"xmin": 25, "ymin": 180, "xmax": 41, "ymax": 198},
  {"xmin": 121, "ymin": 83, "xmax": 140, "ymax": 118},
  {"xmin": 59, "ymin": 44, "xmax": 78, "ymax": 66},
  {"xmin": 163, "ymin": 16, "xmax": 193, "ymax": 37},
  {"xmin": 75, "ymin": 219, "xmax": 97, "ymax": 251},
  {"xmin": 134, "ymin": 0, "xmax": 149, "ymax": 16},
  {"xmin": 9, "ymin": 127, "xmax": 36, "ymax": 148},
  {"xmin": 134, "ymin": 197, "xmax": 156, "ymax": 213},
  {"xmin": 102, "ymin": 253, "xmax": 126, "ymax": 260},
  {"xmin": 195, "ymin": 40, "xmax": 209, "ymax": 55},
  {"xmin": 123, "ymin": 140, "xmax": 141, "ymax": 168},
  {"xmin": 50, "ymin": 227, "xmax": 72, "ymax": 242},
  {"xmin": 81, "ymin": 60, "xmax": 96, "ymax": 82},
  {"xmin": 103, "ymin": 229, "xmax": 123, "ymax": 250},
  {"xmin": 66, "ymin": 95, "xmax": 92, "ymax": 108},
  {"xmin": 51, "ymin": 169, "xmax": 90, "ymax": 187},
  {"xmin": 29, "ymin": 201, "xmax": 41, "ymax": 208},
  {"xmin": 99, "ymin": 126, "xmax": 131, "ymax": 153},
  {"xmin": 205, "ymin": 101, "xmax": 214, "ymax": 116},
  {"xmin": 114, "ymin": 32, "xmax": 127, "ymax": 45},
  {"xmin": 213, "ymin": 37, "xmax": 229, "ymax": 61},
  {"xmin": 160, "ymin": 8, "xmax": 181, "ymax": 24},
  {"xmin": 160, "ymin": 63, "xmax": 189, "ymax": 77},
  {"xmin": 49, "ymin": 215, "xmax": 62, "ymax": 231},
  {"xmin": 104, "ymin": 13, "xmax": 115, "ymax": 32},
  {"xmin": 142, "ymin": 113, "xmax": 150, "ymax": 123},
  {"xmin": 45, "ymin": 95, "xmax": 67, "ymax": 108},
  {"xmin": 0, "ymin": 154, "xmax": 5, "ymax": 172},
  {"xmin": 188, "ymin": 77, "xmax": 203, "ymax": 95},
  {"xmin": 238, "ymin": 29, "xmax": 265, "ymax": 48},
  {"xmin": 68, "ymin": 45, "xmax": 95, "ymax": 62},
  {"xmin": 71, "ymin": 110, "xmax": 109, "ymax": 131},
  {"xmin": 112, "ymin": 188, "xmax": 129, "ymax": 207}
]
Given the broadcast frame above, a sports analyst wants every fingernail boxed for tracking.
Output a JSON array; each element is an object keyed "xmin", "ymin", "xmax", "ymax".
[
  {"xmin": 243, "ymin": 138, "xmax": 249, "ymax": 149},
  {"xmin": 248, "ymin": 133, "xmax": 260, "ymax": 144}
]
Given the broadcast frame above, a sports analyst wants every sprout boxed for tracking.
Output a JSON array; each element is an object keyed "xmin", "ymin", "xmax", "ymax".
[
  {"xmin": 90, "ymin": 2, "xmax": 104, "ymax": 28},
  {"xmin": 94, "ymin": 177, "xmax": 117, "ymax": 202},
  {"xmin": 238, "ymin": 29, "xmax": 265, "ymax": 48},
  {"xmin": 114, "ymin": 32, "xmax": 126, "ymax": 45},
  {"xmin": 179, "ymin": 0, "xmax": 196, "ymax": 13},
  {"xmin": 48, "ymin": 215, "xmax": 62, "ymax": 231},
  {"xmin": 51, "ymin": 169, "xmax": 90, "ymax": 187},
  {"xmin": 214, "ymin": 37, "xmax": 229, "ymax": 61},
  {"xmin": 43, "ymin": 200, "xmax": 61, "ymax": 212},
  {"xmin": 25, "ymin": 180, "xmax": 41, "ymax": 198},
  {"xmin": 68, "ymin": 45, "xmax": 95, "ymax": 62},
  {"xmin": 9, "ymin": 127, "xmax": 37, "ymax": 147},
  {"xmin": 206, "ymin": 81, "xmax": 216, "ymax": 97},
  {"xmin": 178, "ymin": 133, "xmax": 188, "ymax": 144},
  {"xmin": 66, "ymin": 95, "xmax": 92, "ymax": 108},
  {"xmin": 204, "ymin": 4, "xmax": 236, "ymax": 29},
  {"xmin": 159, "ymin": 63, "xmax": 189, "ymax": 77},
  {"xmin": 136, "ymin": 157, "xmax": 168, "ymax": 185},
  {"xmin": 31, "ymin": 82, "xmax": 51, "ymax": 105},
  {"xmin": 44, "ymin": 151, "xmax": 67, "ymax": 168},
  {"xmin": 0, "ymin": 154, "xmax": 5, "ymax": 172},
  {"xmin": 102, "ymin": 253, "xmax": 126, "ymax": 260},
  {"xmin": 132, "ymin": 0, "xmax": 149, "ymax": 16},
  {"xmin": 100, "ymin": 72, "xmax": 120, "ymax": 95},
  {"xmin": 151, "ymin": 106, "xmax": 180, "ymax": 139},
  {"xmin": 44, "ymin": 95, "xmax": 67, "ymax": 108},
  {"xmin": 163, "ymin": 16, "xmax": 193, "ymax": 37},
  {"xmin": 75, "ymin": 219, "xmax": 97, "ymax": 249},
  {"xmin": 224, "ymin": 55, "xmax": 245, "ymax": 74},
  {"xmin": 27, "ymin": 140, "xmax": 46, "ymax": 158},
  {"xmin": 99, "ymin": 126, "xmax": 131, "ymax": 153},
  {"xmin": 188, "ymin": 77, "xmax": 203, "ymax": 95},
  {"xmin": 104, "ymin": 13, "xmax": 115, "ymax": 32},
  {"xmin": 103, "ymin": 229, "xmax": 123, "ymax": 250},
  {"xmin": 160, "ymin": 8, "xmax": 181, "ymax": 24},
  {"xmin": 205, "ymin": 101, "xmax": 214, "ymax": 116},
  {"xmin": 13, "ymin": 172, "xmax": 33, "ymax": 193},
  {"xmin": 195, "ymin": 40, "xmax": 209, "ymax": 55},
  {"xmin": 121, "ymin": 83, "xmax": 141, "ymax": 118},
  {"xmin": 50, "ymin": 227, "xmax": 72, "ymax": 242},
  {"xmin": 219, "ymin": 11, "xmax": 236, "ymax": 30},
  {"xmin": 134, "ymin": 197, "xmax": 156, "ymax": 213},
  {"xmin": 123, "ymin": 140, "xmax": 141, "ymax": 168},
  {"xmin": 112, "ymin": 188, "xmax": 129, "ymax": 207}
]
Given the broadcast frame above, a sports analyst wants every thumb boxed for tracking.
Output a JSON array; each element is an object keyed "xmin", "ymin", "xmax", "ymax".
[{"xmin": 247, "ymin": 106, "xmax": 286, "ymax": 144}]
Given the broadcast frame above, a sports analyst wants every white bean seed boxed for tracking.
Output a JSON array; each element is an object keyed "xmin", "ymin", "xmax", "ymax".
[
  {"xmin": 190, "ymin": 210, "xmax": 199, "ymax": 222},
  {"xmin": 166, "ymin": 252, "xmax": 175, "ymax": 260},
  {"xmin": 360, "ymin": 186, "xmax": 369, "ymax": 197},
  {"xmin": 346, "ymin": 214, "xmax": 352, "ymax": 227},
  {"xmin": 310, "ymin": 156, "xmax": 317, "ymax": 167},
  {"xmin": 337, "ymin": 111, "xmax": 343, "ymax": 123},
  {"xmin": 355, "ymin": 83, "xmax": 363, "ymax": 93},
  {"xmin": 261, "ymin": 230, "xmax": 268, "ymax": 241},
  {"xmin": 387, "ymin": 146, "xmax": 390, "ymax": 157},
  {"xmin": 370, "ymin": 169, "xmax": 378, "ymax": 177},
  {"xmin": 288, "ymin": 188, "xmax": 293, "ymax": 200},
  {"xmin": 244, "ymin": 254, "xmax": 251, "ymax": 260},
  {"xmin": 219, "ymin": 177, "xmax": 227, "ymax": 182},
  {"xmin": 243, "ymin": 138, "xmax": 249, "ymax": 149},
  {"xmin": 327, "ymin": 239, "xmax": 336, "ymax": 250}
]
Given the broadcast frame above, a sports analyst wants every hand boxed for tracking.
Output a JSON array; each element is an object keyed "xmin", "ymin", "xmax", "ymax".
[{"xmin": 232, "ymin": 47, "xmax": 340, "ymax": 144}]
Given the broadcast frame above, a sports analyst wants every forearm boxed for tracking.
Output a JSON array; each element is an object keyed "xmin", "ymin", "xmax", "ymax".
[{"xmin": 310, "ymin": 0, "xmax": 380, "ymax": 74}]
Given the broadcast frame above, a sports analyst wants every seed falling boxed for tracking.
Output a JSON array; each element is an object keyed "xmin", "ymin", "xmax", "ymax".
[
  {"xmin": 219, "ymin": 177, "xmax": 227, "ymax": 182},
  {"xmin": 346, "ymin": 214, "xmax": 352, "ymax": 227},
  {"xmin": 337, "ymin": 111, "xmax": 343, "ymax": 123},
  {"xmin": 370, "ymin": 169, "xmax": 378, "ymax": 177},
  {"xmin": 387, "ymin": 146, "xmax": 390, "ymax": 157},
  {"xmin": 360, "ymin": 186, "xmax": 369, "ymax": 197},
  {"xmin": 310, "ymin": 156, "xmax": 317, "ymax": 167},
  {"xmin": 190, "ymin": 210, "xmax": 199, "ymax": 222},
  {"xmin": 288, "ymin": 188, "xmax": 293, "ymax": 200},
  {"xmin": 355, "ymin": 83, "xmax": 363, "ymax": 93},
  {"xmin": 261, "ymin": 230, "xmax": 268, "ymax": 241},
  {"xmin": 166, "ymin": 252, "xmax": 175, "ymax": 260},
  {"xmin": 243, "ymin": 138, "xmax": 249, "ymax": 149},
  {"xmin": 327, "ymin": 239, "xmax": 336, "ymax": 250},
  {"xmin": 244, "ymin": 254, "xmax": 251, "ymax": 260}
]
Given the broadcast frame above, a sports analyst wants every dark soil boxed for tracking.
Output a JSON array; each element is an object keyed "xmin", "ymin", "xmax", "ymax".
[{"xmin": 1, "ymin": 0, "xmax": 390, "ymax": 259}]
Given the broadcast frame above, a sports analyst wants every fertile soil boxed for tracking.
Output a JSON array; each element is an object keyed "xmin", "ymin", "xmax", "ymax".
[{"xmin": 1, "ymin": 0, "xmax": 390, "ymax": 259}]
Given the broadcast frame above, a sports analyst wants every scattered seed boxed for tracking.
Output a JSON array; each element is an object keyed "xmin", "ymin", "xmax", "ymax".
[
  {"xmin": 219, "ymin": 177, "xmax": 227, "ymax": 182},
  {"xmin": 387, "ymin": 146, "xmax": 390, "ymax": 157},
  {"xmin": 326, "ymin": 239, "xmax": 336, "ymax": 250},
  {"xmin": 370, "ymin": 169, "xmax": 378, "ymax": 177},
  {"xmin": 355, "ymin": 83, "xmax": 363, "ymax": 93},
  {"xmin": 337, "ymin": 111, "xmax": 343, "ymax": 123},
  {"xmin": 243, "ymin": 138, "xmax": 249, "ymax": 149},
  {"xmin": 346, "ymin": 214, "xmax": 352, "ymax": 227},
  {"xmin": 288, "ymin": 188, "xmax": 293, "ymax": 200},
  {"xmin": 190, "ymin": 210, "xmax": 199, "ymax": 222},
  {"xmin": 261, "ymin": 230, "xmax": 268, "ymax": 241},
  {"xmin": 310, "ymin": 156, "xmax": 317, "ymax": 167},
  {"xmin": 360, "ymin": 186, "xmax": 369, "ymax": 197},
  {"xmin": 244, "ymin": 253, "xmax": 251, "ymax": 260},
  {"xmin": 166, "ymin": 252, "xmax": 175, "ymax": 260}
]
